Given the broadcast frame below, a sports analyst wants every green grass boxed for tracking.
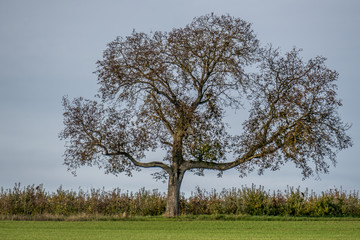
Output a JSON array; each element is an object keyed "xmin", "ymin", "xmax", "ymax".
[{"xmin": 1, "ymin": 219, "xmax": 360, "ymax": 240}]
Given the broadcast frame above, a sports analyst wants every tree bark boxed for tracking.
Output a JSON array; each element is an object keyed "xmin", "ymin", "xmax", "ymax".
[{"xmin": 165, "ymin": 170, "xmax": 184, "ymax": 217}]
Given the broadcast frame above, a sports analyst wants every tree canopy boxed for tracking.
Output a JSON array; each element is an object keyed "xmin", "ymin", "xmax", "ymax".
[{"xmin": 60, "ymin": 14, "xmax": 352, "ymax": 216}]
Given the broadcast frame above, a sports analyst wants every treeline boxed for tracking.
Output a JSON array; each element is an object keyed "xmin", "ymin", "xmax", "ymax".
[{"xmin": 1, "ymin": 183, "xmax": 359, "ymax": 217}]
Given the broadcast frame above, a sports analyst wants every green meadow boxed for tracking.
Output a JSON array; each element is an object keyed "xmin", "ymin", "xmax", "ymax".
[{"xmin": 1, "ymin": 219, "xmax": 360, "ymax": 240}]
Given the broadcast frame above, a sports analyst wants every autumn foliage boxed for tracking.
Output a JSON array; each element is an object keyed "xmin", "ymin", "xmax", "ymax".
[{"xmin": 60, "ymin": 14, "xmax": 352, "ymax": 217}]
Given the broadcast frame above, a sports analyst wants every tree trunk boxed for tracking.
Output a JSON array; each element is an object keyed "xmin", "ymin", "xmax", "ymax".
[{"xmin": 165, "ymin": 170, "xmax": 184, "ymax": 217}]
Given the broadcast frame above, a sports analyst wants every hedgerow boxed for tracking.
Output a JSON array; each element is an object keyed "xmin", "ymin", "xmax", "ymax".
[{"xmin": 1, "ymin": 183, "xmax": 359, "ymax": 217}]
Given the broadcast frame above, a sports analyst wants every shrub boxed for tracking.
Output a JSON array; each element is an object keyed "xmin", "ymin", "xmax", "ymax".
[{"xmin": 1, "ymin": 183, "xmax": 359, "ymax": 217}]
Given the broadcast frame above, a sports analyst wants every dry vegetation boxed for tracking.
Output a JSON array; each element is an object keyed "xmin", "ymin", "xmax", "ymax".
[{"xmin": 0, "ymin": 183, "xmax": 359, "ymax": 219}]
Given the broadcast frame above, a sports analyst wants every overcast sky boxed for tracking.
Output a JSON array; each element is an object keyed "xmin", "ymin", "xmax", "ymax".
[{"xmin": 1, "ymin": 0, "xmax": 359, "ymax": 196}]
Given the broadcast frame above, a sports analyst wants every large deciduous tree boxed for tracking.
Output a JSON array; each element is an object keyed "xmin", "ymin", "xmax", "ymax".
[{"xmin": 60, "ymin": 14, "xmax": 352, "ymax": 217}]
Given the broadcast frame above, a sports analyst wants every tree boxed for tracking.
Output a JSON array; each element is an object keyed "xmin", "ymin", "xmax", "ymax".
[{"xmin": 60, "ymin": 14, "xmax": 352, "ymax": 217}]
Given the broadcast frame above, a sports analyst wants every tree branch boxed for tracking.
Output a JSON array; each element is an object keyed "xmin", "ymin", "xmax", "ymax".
[{"xmin": 105, "ymin": 151, "xmax": 172, "ymax": 174}]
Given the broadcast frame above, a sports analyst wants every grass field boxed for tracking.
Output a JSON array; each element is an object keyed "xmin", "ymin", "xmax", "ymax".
[{"xmin": 1, "ymin": 219, "xmax": 360, "ymax": 240}]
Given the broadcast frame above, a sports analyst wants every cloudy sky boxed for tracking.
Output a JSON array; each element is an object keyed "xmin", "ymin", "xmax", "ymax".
[{"xmin": 1, "ymin": 0, "xmax": 359, "ymax": 196}]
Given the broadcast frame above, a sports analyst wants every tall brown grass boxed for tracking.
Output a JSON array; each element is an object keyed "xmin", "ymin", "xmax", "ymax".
[{"xmin": 1, "ymin": 183, "xmax": 359, "ymax": 217}]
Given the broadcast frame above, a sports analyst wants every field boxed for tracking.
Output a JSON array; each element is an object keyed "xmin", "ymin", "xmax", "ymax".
[
  {"xmin": 1, "ymin": 219, "xmax": 360, "ymax": 240},
  {"xmin": 1, "ymin": 184, "xmax": 360, "ymax": 239}
]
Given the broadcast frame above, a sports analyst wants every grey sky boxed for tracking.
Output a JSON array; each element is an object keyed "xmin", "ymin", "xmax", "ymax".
[{"xmin": 0, "ymin": 0, "xmax": 359, "ymax": 195}]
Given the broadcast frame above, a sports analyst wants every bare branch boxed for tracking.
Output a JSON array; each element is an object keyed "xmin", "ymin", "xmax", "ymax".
[{"xmin": 105, "ymin": 151, "xmax": 171, "ymax": 173}]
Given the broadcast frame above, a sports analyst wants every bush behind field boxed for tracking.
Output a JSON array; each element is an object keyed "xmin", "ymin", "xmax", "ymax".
[{"xmin": 0, "ymin": 183, "xmax": 359, "ymax": 217}]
